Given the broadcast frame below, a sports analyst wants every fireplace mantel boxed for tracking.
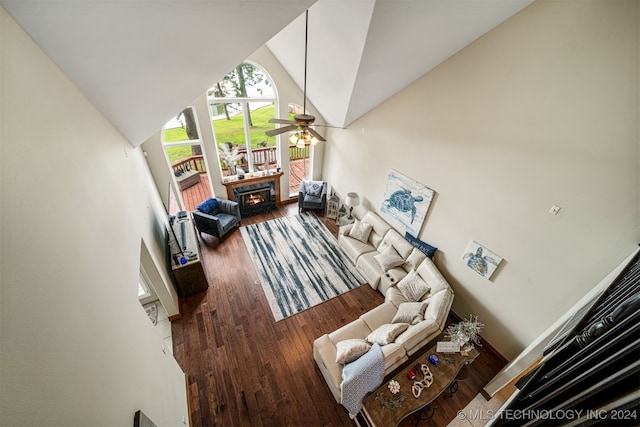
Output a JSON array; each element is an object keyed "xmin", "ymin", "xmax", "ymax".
[{"xmin": 222, "ymin": 171, "xmax": 283, "ymax": 205}]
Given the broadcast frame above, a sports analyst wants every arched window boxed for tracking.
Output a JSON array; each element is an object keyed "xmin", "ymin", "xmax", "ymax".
[{"xmin": 207, "ymin": 63, "xmax": 278, "ymax": 176}]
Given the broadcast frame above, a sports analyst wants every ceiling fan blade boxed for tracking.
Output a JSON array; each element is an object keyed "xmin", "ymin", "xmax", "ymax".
[
  {"xmin": 312, "ymin": 124, "xmax": 346, "ymax": 129},
  {"xmin": 308, "ymin": 127, "xmax": 326, "ymax": 142},
  {"xmin": 265, "ymin": 124, "xmax": 298, "ymax": 137},
  {"xmin": 269, "ymin": 118, "xmax": 296, "ymax": 125}
]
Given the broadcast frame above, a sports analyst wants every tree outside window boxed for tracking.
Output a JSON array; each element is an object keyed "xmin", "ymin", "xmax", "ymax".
[{"xmin": 208, "ymin": 63, "xmax": 278, "ymax": 176}]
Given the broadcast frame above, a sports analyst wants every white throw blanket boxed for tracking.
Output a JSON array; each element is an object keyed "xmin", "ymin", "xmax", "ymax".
[{"xmin": 340, "ymin": 343, "xmax": 385, "ymax": 418}]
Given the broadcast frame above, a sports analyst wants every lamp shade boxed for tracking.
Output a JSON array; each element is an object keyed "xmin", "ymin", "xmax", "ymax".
[{"xmin": 345, "ymin": 192, "xmax": 360, "ymax": 208}]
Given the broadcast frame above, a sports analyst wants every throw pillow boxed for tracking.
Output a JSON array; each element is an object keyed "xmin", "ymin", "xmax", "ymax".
[
  {"xmin": 306, "ymin": 181, "xmax": 324, "ymax": 197},
  {"xmin": 397, "ymin": 269, "xmax": 431, "ymax": 302},
  {"xmin": 392, "ymin": 302, "xmax": 428, "ymax": 325},
  {"xmin": 366, "ymin": 323, "xmax": 409, "ymax": 346},
  {"xmin": 197, "ymin": 198, "xmax": 218, "ymax": 214},
  {"xmin": 405, "ymin": 232, "xmax": 438, "ymax": 259},
  {"xmin": 335, "ymin": 339, "xmax": 372, "ymax": 364},
  {"xmin": 348, "ymin": 220, "xmax": 373, "ymax": 243},
  {"xmin": 374, "ymin": 245, "xmax": 405, "ymax": 271}
]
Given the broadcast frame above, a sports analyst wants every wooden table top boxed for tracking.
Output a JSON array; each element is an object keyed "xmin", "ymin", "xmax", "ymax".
[{"xmin": 361, "ymin": 346, "xmax": 479, "ymax": 427}]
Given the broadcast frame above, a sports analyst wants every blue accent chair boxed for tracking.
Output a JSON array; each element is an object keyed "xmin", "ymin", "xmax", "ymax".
[
  {"xmin": 192, "ymin": 198, "xmax": 241, "ymax": 240},
  {"xmin": 298, "ymin": 180, "xmax": 328, "ymax": 213}
]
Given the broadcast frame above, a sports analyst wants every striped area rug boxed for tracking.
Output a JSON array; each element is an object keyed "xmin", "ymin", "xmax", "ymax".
[{"xmin": 241, "ymin": 212, "xmax": 366, "ymax": 321}]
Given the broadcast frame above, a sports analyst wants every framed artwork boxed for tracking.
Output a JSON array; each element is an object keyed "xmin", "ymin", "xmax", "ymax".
[
  {"xmin": 462, "ymin": 241, "xmax": 503, "ymax": 280},
  {"xmin": 380, "ymin": 170, "xmax": 435, "ymax": 236}
]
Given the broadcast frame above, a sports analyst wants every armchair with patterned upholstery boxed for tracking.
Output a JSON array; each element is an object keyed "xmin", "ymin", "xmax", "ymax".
[
  {"xmin": 192, "ymin": 198, "xmax": 241, "ymax": 240},
  {"xmin": 298, "ymin": 180, "xmax": 327, "ymax": 213}
]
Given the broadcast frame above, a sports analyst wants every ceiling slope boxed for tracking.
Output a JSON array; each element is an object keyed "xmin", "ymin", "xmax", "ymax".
[
  {"xmin": 0, "ymin": 0, "xmax": 316, "ymax": 146},
  {"xmin": 268, "ymin": 0, "xmax": 533, "ymax": 128},
  {"xmin": 2, "ymin": 0, "xmax": 534, "ymax": 146},
  {"xmin": 266, "ymin": 0, "xmax": 376, "ymax": 127}
]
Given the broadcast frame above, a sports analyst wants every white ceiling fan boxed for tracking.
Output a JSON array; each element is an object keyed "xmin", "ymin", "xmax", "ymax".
[{"xmin": 266, "ymin": 10, "xmax": 326, "ymax": 143}]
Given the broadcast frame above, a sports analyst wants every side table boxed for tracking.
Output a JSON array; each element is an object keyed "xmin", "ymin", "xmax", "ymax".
[
  {"xmin": 337, "ymin": 215, "xmax": 355, "ymax": 227},
  {"xmin": 361, "ymin": 345, "xmax": 479, "ymax": 427}
]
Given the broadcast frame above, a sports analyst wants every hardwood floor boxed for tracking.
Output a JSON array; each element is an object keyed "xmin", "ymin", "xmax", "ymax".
[{"xmin": 171, "ymin": 204, "xmax": 507, "ymax": 426}]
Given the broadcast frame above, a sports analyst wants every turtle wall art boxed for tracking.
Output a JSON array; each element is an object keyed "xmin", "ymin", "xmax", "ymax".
[
  {"xmin": 462, "ymin": 241, "xmax": 503, "ymax": 280},
  {"xmin": 380, "ymin": 170, "xmax": 435, "ymax": 236}
]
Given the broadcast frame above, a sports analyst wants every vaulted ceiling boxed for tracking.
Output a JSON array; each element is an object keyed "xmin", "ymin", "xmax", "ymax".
[{"xmin": 1, "ymin": 0, "xmax": 533, "ymax": 146}]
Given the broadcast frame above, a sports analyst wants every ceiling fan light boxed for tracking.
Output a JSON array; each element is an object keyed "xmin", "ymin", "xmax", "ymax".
[
  {"xmin": 296, "ymin": 138, "xmax": 306, "ymax": 149},
  {"xmin": 289, "ymin": 133, "xmax": 298, "ymax": 144},
  {"xmin": 311, "ymin": 136, "xmax": 319, "ymax": 145},
  {"xmin": 303, "ymin": 130, "xmax": 313, "ymax": 143}
]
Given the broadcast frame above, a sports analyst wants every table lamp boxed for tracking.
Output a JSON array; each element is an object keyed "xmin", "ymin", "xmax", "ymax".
[{"xmin": 345, "ymin": 192, "xmax": 360, "ymax": 219}]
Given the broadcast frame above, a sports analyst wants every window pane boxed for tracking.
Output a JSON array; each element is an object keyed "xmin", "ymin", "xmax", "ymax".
[
  {"xmin": 211, "ymin": 102, "xmax": 246, "ymax": 175},
  {"xmin": 211, "ymin": 102, "xmax": 244, "ymax": 146},
  {"xmin": 163, "ymin": 107, "xmax": 199, "ymax": 142},
  {"xmin": 249, "ymin": 102, "xmax": 277, "ymax": 171},
  {"xmin": 209, "ymin": 64, "xmax": 274, "ymax": 99},
  {"xmin": 249, "ymin": 102, "xmax": 276, "ymax": 148}
]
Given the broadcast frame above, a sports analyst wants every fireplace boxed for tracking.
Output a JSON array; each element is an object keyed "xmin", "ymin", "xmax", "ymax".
[{"xmin": 234, "ymin": 183, "xmax": 276, "ymax": 217}]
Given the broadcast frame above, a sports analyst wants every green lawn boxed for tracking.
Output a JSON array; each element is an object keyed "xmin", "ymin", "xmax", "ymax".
[{"xmin": 163, "ymin": 104, "xmax": 285, "ymax": 163}]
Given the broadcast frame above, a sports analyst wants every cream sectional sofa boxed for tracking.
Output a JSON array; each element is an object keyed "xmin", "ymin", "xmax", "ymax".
[{"xmin": 313, "ymin": 211, "xmax": 454, "ymax": 403}]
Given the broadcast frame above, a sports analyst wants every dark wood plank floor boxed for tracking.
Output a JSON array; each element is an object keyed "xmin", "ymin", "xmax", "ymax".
[{"xmin": 171, "ymin": 204, "xmax": 506, "ymax": 426}]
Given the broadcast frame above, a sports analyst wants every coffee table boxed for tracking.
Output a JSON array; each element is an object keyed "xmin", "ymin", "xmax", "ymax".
[{"xmin": 360, "ymin": 345, "xmax": 479, "ymax": 427}]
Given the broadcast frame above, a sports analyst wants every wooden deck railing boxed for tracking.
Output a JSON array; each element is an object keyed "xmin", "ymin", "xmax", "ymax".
[
  {"xmin": 171, "ymin": 156, "xmax": 207, "ymax": 174},
  {"xmin": 170, "ymin": 144, "xmax": 310, "ymax": 176}
]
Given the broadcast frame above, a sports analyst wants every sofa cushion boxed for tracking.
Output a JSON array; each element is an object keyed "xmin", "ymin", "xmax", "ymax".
[
  {"xmin": 356, "ymin": 252, "xmax": 384, "ymax": 289},
  {"xmin": 380, "ymin": 343, "xmax": 407, "ymax": 371},
  {"xmin": 405, "ymin": 248, "xmax": 427, "ymax": 271},
  {"xmin": 424, "ymin": 289, "xmax": 453, "ymax": 327},
  {"xmin": 349, "ymin": 219, "xmax": 373, "ymax": 243},
  {"xmin": 397, "ymin": 269, "xmax": 431, "ymax": 302},
  {"xmin": 378, "ymin": 268, "xmax": 409, "ymax": 296},
  {"xmin": 392, "ymin": 302, "xmax": 428, "ymax": 325},
  {"xmin": 385, "ymin": 286, "xmax": 410, "ymax": 308},
  {"xmin": 339, "ymin": 234, "xmax": 377, "ymax": 264},
  {"xmin": 328, "ymin": 318, "xmax": 372, "ymax": 345},
  {"xmin": 197, "ymin": 198, "xmax": 218, "ymax": 214},
  {"xmin": 360, "ymin": 211, "xmax": 391, "ymax": 248},
  {"xmin": 335, "ymin": 339, "xmax": 372, "ymax": 364},
  {"xmin": 374, "ymin": 245, "xmax": 405, "ymax": 271},
  {"xmin": 360, "ymin": 302, "xmax": 398, "ymax": 331},
  {"xmin": 217, "ymin": 213, "xmax": 239, "ymax": 232},
  {"xmin": 395, "ymin": 320, "xmax": 441, "ymax": 352},
  {"xmin": 366, "ymin": 323, "xmax": 409, "ymax": 346},
  {"xmin": 405, "ymin": 232, "xmax": 438, "ymax": 259},
  {"xmin": 379, "ymin": 230, "xmax": 414, "ymax": 259},
  {"xmin": 416, "ymin": 257, "xmax": 449, "ymax": 295}
]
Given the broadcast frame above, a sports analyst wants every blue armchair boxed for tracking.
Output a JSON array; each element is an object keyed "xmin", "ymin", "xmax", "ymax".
[
  {"xmin": 298, "ymin": 180, "xmax": 327, "ymax": 213},
  {"xmin": 192, "ymin": 198, "xmax": 241, "ymax": 240}
]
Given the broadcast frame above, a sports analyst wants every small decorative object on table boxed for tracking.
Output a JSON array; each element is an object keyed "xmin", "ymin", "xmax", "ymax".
[
  {"xmin": 411, "ymin": 364, "xmax": 434, "ymax": 398},
  {"xmin": 376, "ymin": 391, "xmax": 406, "ymax": 410},
  {"xmin": 407, "ymin": 367, "xmax": 417, "ymax": 380},
  {"xmin": 445, "ymin": 314, "xmax": 484, "ymax": 352},
  {"xmin": 326, "ymin": 195, "xmax": 339, "ymax": 219},
  {"xmin": 388, "ymin": 380, "xmax": 401, "ymax": 394},
  {"xmin": 428, "ymin": 354, "xmax": 439, "ymax": 365},
  {"xmin": 344, "ymin": 192, "xmax": 360, "ymax": 219},
  {"xmin": 336, "ymin": 204, "xmax": 347, "ymax": 225}
]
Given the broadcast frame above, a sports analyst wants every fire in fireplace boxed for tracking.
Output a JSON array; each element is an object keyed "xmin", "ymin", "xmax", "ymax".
[{"xmin": 234, "ymin": 183, "xmax": 276, "ymax": 217}]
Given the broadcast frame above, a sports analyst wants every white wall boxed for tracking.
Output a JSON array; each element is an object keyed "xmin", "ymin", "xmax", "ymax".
[
  {"xmin": 0, "ymin": 7, "xmax": 188, "ymax": 426},
  {"xmin": 324, "ymin": 0, "xmax": 639, "ymax": 360}
]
